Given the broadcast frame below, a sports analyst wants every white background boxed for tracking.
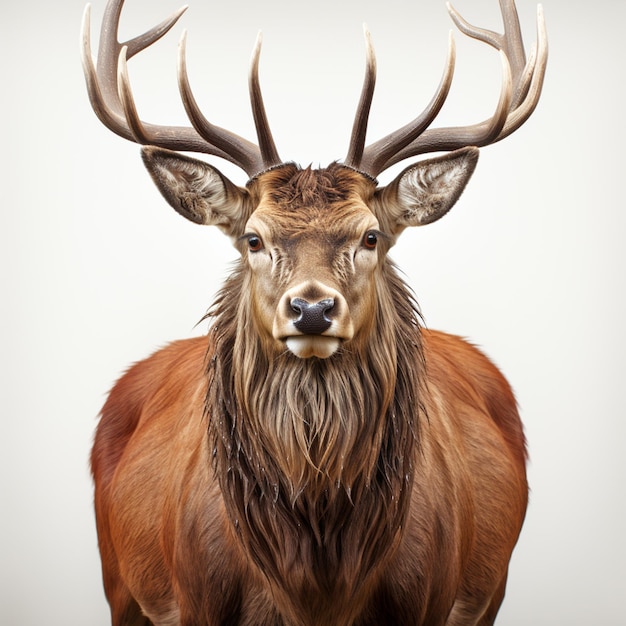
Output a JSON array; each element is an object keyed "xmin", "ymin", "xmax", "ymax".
[{"xmin": 2, "ymin": 0, "xmax": 624, "ymax": 624}]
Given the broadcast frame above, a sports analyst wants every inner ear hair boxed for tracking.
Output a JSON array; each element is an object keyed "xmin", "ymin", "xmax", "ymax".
[
  {"xmin": 376, "ymin": 147, "xmax": 479, "ymax": 232},
  {"xmin": 141, "ymin": 146, "xmax": 250, "ymax": 235}
]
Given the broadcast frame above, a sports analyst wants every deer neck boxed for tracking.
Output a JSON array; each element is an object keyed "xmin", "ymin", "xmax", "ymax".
[{"xmin": 206, "ymin": 260, "xmax": 424, "ymax": 624}]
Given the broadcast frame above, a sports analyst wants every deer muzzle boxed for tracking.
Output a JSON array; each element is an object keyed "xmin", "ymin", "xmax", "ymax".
[{"xmin": 273, "ymin": 282, "xmax": 354, "ymax": 358}]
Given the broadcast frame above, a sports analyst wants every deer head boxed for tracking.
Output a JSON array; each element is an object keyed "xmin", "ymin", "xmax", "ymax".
[{"xmin": 81, "ymin": 0, "xmax": 547, "ymax": 360}]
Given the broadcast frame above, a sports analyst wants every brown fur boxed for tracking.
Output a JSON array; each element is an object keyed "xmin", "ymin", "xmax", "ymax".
[
  {"xmin": 92, "ymin": 166, "xmax": 528, "ymax": 626},
  {"xmin": 261, "ymin": 163, "xmax": 363, "ymax": 208}
]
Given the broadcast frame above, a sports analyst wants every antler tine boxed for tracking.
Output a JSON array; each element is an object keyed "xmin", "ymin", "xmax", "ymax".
[
  {"xmin": 81, "ymin": 4, "xmax": 132, "ymax": 139},
  {"xmin": 124, "ymin": 4, "xmax": 189, "ymax": 59},
  {"xmin": 177, "ymin": 30, "xmax": 263, "ymax": 175},
  {"xmin": 497, "ymin": 5, "xmax": 548, "ymax": 140},
  {"xmin": 81, "ymin": 0, "xmax": 276, "ymax": 177},
  {"xmin": 348, "ymin": 0, "xmax": 547, "ymax": 177},
  {"xmin": 117, "ymin": 45, "xmax": 151, "ymax": 144},
  {"xmin": 383, "ymin": 49, "xmax": 515, "ymax": 169},
  {"xmin": 447, "ymin": 1, "xmax": 527, "ymax": 110},
  {"xmin": 93, "ymin": 0, "xmax": 187, "ymax": 120},
  {"xmin": 249, "ymin": 32, "xmax": 282, "ymax": 169},
  {"xmin": 356, "ymin": 31, "xmax": 457, "ymax": 176},
  {"xmin": 497, "ymin": 0, "xmax": 527, "ymax": 79},
  {"xmin": 345, "ymin": 25, "xmax": 377, "ymax": 171},
  {"xmin": 447, "ymin": 1, "xmax": 524, "ymax": 74}
]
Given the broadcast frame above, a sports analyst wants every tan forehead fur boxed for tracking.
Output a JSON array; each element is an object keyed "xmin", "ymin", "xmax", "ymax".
[{"xmin": 248, "ymin": 163, "xmax": 377, "ymax": 237}]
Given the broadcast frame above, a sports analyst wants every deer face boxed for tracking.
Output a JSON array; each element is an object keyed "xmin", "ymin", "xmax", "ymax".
[
  {"xmin": 241, "ymin": 165, "xmax": 385, "ymax": 358},
  {"xmin": 142, "ymin": 146, "xmax": 478, "ymax": 359}
]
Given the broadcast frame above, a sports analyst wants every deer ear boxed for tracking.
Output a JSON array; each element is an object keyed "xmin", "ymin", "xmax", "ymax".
[
  {"xmin": 141, "ymin": 146, "xmax": 251, "ymax": 237},
  {"xmin": 374, "ymin": 147, "xmax": 479, "ymax": 234}
]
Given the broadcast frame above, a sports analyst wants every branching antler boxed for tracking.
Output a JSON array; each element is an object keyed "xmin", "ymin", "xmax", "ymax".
[
  {"xmin": 345, "ymin": 0, "xmax": 548, "ymax": 177},
  {"xmin": 82, "ymin": 0, "xmax": 546, "ymax": 181},
  {"xmin": 81, "ymin": 0, "xmax": 282, "ymax": 177}
]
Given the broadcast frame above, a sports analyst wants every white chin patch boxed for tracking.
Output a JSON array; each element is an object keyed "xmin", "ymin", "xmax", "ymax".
[{"xmin": 285, "ymin": 336, "xmax": 341, "ymax": 359}]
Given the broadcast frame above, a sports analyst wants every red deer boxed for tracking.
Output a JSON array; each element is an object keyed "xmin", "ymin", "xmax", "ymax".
[{"xmin": 82, "ymin": 0, "xmax": 547, "ymax": 624}]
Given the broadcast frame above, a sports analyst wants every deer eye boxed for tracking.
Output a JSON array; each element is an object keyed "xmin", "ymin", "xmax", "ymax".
[
  {"xmin": 363, "ymin": 231, "xmax": 378, "ymax": 250},
  {"xmin": 247, "ymin": 235, "xmax": 263, "ymax": 252}
]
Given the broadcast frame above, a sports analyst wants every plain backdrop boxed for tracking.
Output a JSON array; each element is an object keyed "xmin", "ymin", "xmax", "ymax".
[{"xmin": 2, "ymin": 0, "xmax": 624, "ymax": 624}]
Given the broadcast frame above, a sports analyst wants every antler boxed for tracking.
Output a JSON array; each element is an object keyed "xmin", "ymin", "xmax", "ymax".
[
  {"xmin": 345, "ymin": 0, "xmax": 548, "ymax": 178},
  {"xmin": 81, "ymin": 0, "xmax": 282, "ymax": 177}
]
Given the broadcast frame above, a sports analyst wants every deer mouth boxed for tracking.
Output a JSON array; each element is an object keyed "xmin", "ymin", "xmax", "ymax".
[{"xmin": 284, "ymin": 335, "xmax": 341, "ymax": 359}]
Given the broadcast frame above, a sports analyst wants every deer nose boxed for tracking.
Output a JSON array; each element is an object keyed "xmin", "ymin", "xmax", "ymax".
[{"xmin": 291, "ymin": 298, "xmax": 334, "ymax": 335}]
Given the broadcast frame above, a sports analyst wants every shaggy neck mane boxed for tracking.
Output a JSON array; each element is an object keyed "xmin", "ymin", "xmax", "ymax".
[{"xmin": 206, "ymin": 259, "xmax": 425, "ymax": 625}]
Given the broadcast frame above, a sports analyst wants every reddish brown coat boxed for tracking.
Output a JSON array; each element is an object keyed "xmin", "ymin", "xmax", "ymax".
[{"xmin": 92, "ymin": 329, "xmax": 527, "ymax": 626}]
